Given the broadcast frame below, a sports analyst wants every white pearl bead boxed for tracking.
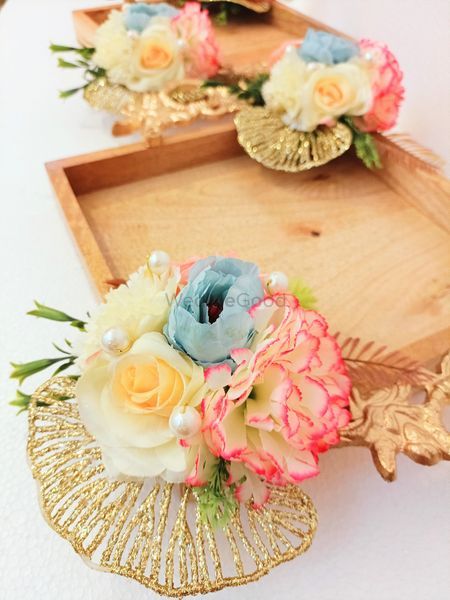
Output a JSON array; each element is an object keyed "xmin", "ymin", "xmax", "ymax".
[
  {"xmin": 127, "ymin": 30, "xmax": 139, "ymax": 40},
  {"xmin": 176, "ymin": 38, "xmax": 187, "ymax": 50},
  {"xmin": 285, "ymin": 44, "xmax": 296, "ymax": 55},
  {"xmin": 101, "ymin": 327, "xmax": 131, "ymax": 355},
  {"xmin": 169, "ymin": 406, "xmax": 201, "ymax": 439},
  {"xmin": 148, "ymin": 250, "xmax": 171, "ymax": 275},
  {"xmin": 364, "ymin": 52, "xmax": 373, "ymax": 62},
  {"xmin": 267, "ymin": 271, "xmax": 289, "ymax": 293}
]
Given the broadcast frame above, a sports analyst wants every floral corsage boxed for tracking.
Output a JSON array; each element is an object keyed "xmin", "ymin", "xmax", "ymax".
[
  {"xmin": 232, "ymin": 28, "xmax": 404, "ymax": 171},
  {"xmin": 12, "ymin": 251, "xmax": 449, "ymax": 596},
  {"xmin": 50, "ymin": 3, "xmax": 243, "ymax": 137}
]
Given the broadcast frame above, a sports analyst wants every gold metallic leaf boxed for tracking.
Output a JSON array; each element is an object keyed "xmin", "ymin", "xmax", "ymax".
[
  {"xmin": 84, "ymin": 78, "xmax": 243, "ymax": 139},
  {"xmin": 340, "ymin": 352, "xmax": 450, "ymax": 481},
  {"xmin": 28, "ymin": 377, "xmax": 317, "ymax": 596},
  {"xmin": 235, "ymin": 107, "xmax": 353, "ymax": 172}
]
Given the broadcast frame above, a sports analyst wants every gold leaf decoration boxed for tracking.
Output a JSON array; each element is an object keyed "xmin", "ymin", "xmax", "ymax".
[
  {"xmin": 234, "ymin": 107, "xmax": 352, "ymax": 172},
  {"xmin": 336, "ymin": 334, "xmax": 433, "ymax": 395},
  {"xmin": 28, "ymin": 377, "xmax": 317, "ymax": 597},
  {"xmin": 340, "ymin": 352, "xmax": 450, "ymax": 481},
  {"xmin": 84, "ymin": 78, "xmax": 243, "ymax": 140}
]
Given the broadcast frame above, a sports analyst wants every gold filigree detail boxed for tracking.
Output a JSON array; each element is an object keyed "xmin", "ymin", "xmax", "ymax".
[
  {"xmin": 28, "ymin": 377, "xmax": 317, "ymax": 597},
  {"xmin": 84, "ymin": 77, "xmax": 243, "ymax": 140},
  {"xmin": 340, "ymin": 352, "xmax": 450, "ymax": 481},
  {"xmin": 234, "ymin": 107, "xmax": 353, "ymax": 172}
]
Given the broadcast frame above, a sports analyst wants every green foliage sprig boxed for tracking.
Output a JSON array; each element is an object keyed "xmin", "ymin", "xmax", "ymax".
[
  {"xmin": 175, "ymin": 1, "xmax": 244, "ymax": 26},
  {"xmin": 203, "ymin": 73, "xmax": 269, "ymax": 107},
  {"xmin": 195, "ymin": 458, "xmax": 238, "ymax": 528},
  {"xmin": 9, "ymin": 302, "xmax": 85, "ymax": 413},
  {"xmin": 289, "ymin": 279, "xmax": 318, "ymax": 310},
  {"xmin": 50, "ymin": 44, "xmax": 105, "ymax": 98},
  {"xmin": 341, "ymin": 116, "xmax": 382, "ymax": 169}
]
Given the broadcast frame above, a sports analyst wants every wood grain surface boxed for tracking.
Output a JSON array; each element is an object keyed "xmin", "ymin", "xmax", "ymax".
[
  {"xmin": 72, "ymin": 2, "xmax": 345, "ymax": 64},
  {"xmin": 46, "ymin": 123, "xmax": 450, "ymax": 364}
]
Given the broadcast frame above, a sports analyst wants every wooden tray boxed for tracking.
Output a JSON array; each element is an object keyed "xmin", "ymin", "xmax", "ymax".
[
  {"xmin": 46, "ymin": 122, "xmax": 450, "ymax": 365},
  {"xmin": 73, "ymin": 2, "xmax": 343, "ymax": 67}
]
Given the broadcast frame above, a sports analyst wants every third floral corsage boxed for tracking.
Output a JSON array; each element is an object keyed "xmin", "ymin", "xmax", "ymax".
[
  {"xmin": 233, "ymin": 28, "xmax": 405, "ymax": 171},
  {"xmin": 51, "ymin": 3, "xmax": 241, "ymax": 137},
  {"xmin": 12, "ymin": 250, "xmax": 450, "ymax": 596}
]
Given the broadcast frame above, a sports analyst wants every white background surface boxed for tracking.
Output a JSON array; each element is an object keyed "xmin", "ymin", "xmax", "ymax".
[{"xmin": 0, "ymin": 1, "xmax": 449, "ymax": 599}]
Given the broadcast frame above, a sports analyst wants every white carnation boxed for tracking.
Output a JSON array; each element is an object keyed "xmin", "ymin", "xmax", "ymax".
[{"xmin": 77, "ymin": 264, "xmax": 180, "ymax": 365}]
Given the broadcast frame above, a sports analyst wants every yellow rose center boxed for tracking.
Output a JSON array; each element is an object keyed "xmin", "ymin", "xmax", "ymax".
[
  {"xmin": 314, "ymin": 77, "xmax": 353, "ymax": 111},
  {"xmin": 119, "ymin": 358, "xmax": 184, "ymax": 416},
  {"xmin": 140, "ymin": 42, "xmax": 173, "ymax": 70}
]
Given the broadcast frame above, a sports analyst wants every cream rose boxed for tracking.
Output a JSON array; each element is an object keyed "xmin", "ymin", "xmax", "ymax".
[
  {"xmin": 77, "ymin": 332, "xmax": 206, "ymax": 481},
  {"xmin": 93, "ymin": 13, "xmax": 184, "ymax": 93},
  {"xmin": 263, "ymin": 50, "xmax": 373, "ymax": 132},
  {"xmin": 295, "ymin": 60, "xmax": 372, "ymax": 131}
]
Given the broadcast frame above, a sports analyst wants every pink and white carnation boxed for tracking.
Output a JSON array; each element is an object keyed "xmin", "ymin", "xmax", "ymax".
[
  {"xmin": 357, "ymin": 39, "xmax": 404, "ymax": 132},
  {"xmin": 172, "ymin": 3, "xmax": 221, "ymax": 79},
  {"xmin": 198, "ymin": 293, "xmax": 351, "ymax": 488}
]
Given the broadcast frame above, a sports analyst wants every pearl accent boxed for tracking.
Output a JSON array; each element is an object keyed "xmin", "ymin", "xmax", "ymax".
[
  {"xmin": 267, "ymin": 271, "xmax": 289, "ymax": 293},
  {"xmin": 176, "ymin": 39, "xmax": 187, "ymax": 50},
  {"xmin": 285, "ymin": 44, "xmax": 296, "ymax": 55},
  {"xmin": 148, "ymin": 250, "xmax": 171, "ymax": 274},
  {"xmin": 364, "ymin": 52, "xmax": 373, "ymax": 61},
  {"xmin": 307, "ymin": 61, "xmax": 322, "ymax": 71},
  {"xmin": 169, "ymin": 406, "xmax": 201, "ymax": 439},
  {"xmin": 101, "ymin": 327, "xmax": 131, "ymax": 355},
  {"xmin": 127, "ymin": 30, "xmax": 139, "ymax": 40}
]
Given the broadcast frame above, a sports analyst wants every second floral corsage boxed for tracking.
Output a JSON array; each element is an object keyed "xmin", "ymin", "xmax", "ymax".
[
  {"xmin": 12, "ymin": 250, "xmax": 449, "ymax": 596},
  {"xmin": 51, "ymin": 3, "xmax": 242, "ymax": 137},
  {"xmin": 233, "ymin": 28, "xmax": 405, "ymax": 171}
]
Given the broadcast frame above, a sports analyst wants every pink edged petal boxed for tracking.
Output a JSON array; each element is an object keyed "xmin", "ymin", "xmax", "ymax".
[
  {"xmin": 185, "ymin": 443, "xmax": 216, "ymax": 487},
  {"xmin": 204, "ymin": 363, "xmax": 232, "ymax": 390},
  {"xmin": 230, "ymin": 347, "xmax": 253, "ymax": 366},
  {"xmin": 284, "ymin": 449, "xmax": 319, "ymax": 482},
  {"xmin": 282, "ymin": 332, "xmax": 319, "ymax": 372},
  {"xmin": 220, "ymin": 406, "xmax": 248, "ymax": 460},
  {"xmin": 297, "ymin": 375, "xmax": 330, "ymax": 417}
]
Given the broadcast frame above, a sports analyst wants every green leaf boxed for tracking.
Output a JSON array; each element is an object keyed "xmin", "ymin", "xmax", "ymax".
[
  {"xmin": 214, "ymin": 7, "xmax": 228, "ymax": 26},
  {"xmin": 59, "ymin": 87, "xmax": 84, "ymax": 99},
  {"xmin": 27, "ymin": 301, "xmax": 86, "ymax": 330},
  {"xmin": 9, "ymin": 390, "xmax": 32, "ymax": 414},
  {"xmin": 289, "ymin": 278, "xmax": 318, "ymax": 310},
  {"xmin": 204, "ymin": 73, "xmax": 269, "ymax": 107},
  {"xmin": 341, "ymin": 116, "xmax": 382, "ymax": 169},
  {"xmin": 57, "ymin": 58, "xmax": 81, "ymax": 69},
  {"xmin": 50, "ymin": 43, "xmax": 80, "ymax": 53},
  {"xmin": 194, "ymin": 458, "xmax": 238, "ymax": 529},
  {"xmin": 10, "ymin": 357, "xmax": 67, "ymax": 384},
  {"xmin": 52, "ymin": 358, "xmax": 76, "ymax": 376}
]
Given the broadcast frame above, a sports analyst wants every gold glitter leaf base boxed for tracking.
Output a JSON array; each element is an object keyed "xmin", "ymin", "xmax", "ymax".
[
  {"xmin": 235, "ymin": 107, "xmax": 353, "ymax": 172},
  {"xmin": 84, "ymin": 78, "xmax": 243, "ymax": 140},
  {"xmin": 28, "ymin": 377, "xmax": 317, "ymax": 597}
]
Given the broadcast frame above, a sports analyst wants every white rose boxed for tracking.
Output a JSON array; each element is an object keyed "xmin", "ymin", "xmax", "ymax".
[
  {"xmin": 77, "ymin": 264, "xmax": 180, "ymax": 365},
  {"xmin": 93, "ymin": 13, "xmax": 184, "ymax": 93},
  {"xmin": 76, "ymin": 332, "xmax": 206, "ymax": 481}
]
